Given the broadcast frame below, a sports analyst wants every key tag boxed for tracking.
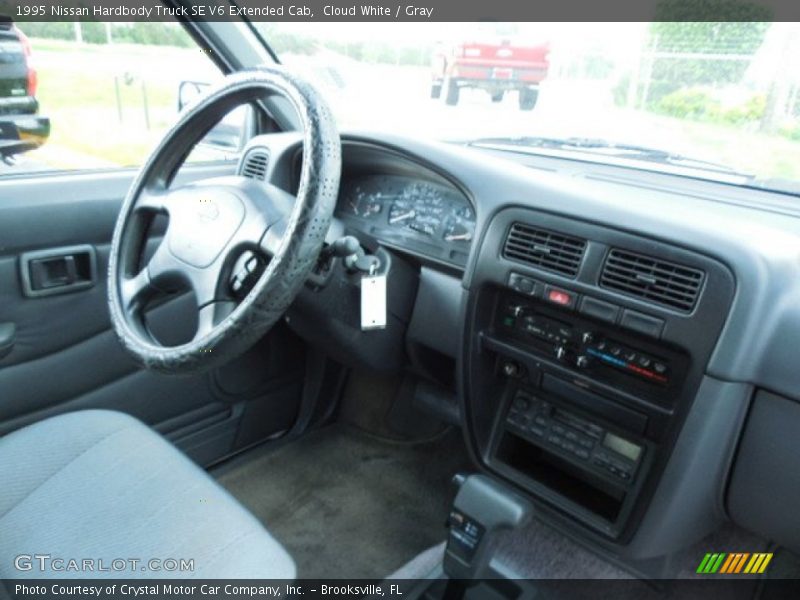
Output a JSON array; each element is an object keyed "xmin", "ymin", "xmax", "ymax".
[{"xmin": 361, "ymin": 261, "xmax": 387, "ymax": 331}]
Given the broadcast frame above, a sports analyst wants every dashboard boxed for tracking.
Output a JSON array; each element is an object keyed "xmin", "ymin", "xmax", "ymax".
[
  {"xmin": 336, "ymin": 173, "xmax": 475, "ymax": 268},
  {"xmin": 242, "ymin": 130, "xmax": 800, "ymax": 567}
]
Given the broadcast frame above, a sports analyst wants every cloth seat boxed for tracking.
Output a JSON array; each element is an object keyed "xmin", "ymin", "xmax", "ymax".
[{"xmin": 0, "ymin": 410, "xmax": 295, "ymax": 579}]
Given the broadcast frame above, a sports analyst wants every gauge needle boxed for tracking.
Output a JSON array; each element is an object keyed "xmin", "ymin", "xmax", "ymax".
[
  {"xmin": 390, "ymin": 210, "xmax": 416, "ymax": 224},
  {"xmin": 445, "ymin": 233, "xmax": 472, "ymax": 241}
]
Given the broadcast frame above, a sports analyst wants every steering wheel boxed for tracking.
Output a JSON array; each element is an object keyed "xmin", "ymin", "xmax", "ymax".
[{"xmin": 108, "ymin": 68, "xmax": 340, "ymax": 373}]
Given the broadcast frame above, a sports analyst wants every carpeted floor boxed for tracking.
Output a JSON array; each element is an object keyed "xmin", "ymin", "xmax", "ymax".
[{"xmin": 216, "ymin": 423, "xmax": 470, "ymax": 579}]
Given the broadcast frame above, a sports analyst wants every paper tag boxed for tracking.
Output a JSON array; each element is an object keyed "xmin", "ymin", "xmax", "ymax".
[{"xmin": 360, "ymin": 273, "xmax": 387, "ymax": 330}]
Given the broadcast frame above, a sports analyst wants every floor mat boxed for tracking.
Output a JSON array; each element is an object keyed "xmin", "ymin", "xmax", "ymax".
[{"xmin": 215, "ymin": 424, "xmax": 469, "ymax": 579}]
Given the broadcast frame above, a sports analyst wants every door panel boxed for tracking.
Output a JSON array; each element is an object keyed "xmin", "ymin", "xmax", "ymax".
[{"xmin": 0, "ymin": 165, "xmax": 306, "ymax": 464}]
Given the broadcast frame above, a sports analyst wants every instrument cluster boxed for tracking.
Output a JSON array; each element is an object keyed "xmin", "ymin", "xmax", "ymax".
[{"xmin": 337, "ymin": 174, "xmax": 476, "ymax": 267}]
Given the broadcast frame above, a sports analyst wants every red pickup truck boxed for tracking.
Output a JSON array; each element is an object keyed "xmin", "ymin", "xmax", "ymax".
[{"xmin": 431, "ymin": 40, "xmax": 550, "ymax": 110}]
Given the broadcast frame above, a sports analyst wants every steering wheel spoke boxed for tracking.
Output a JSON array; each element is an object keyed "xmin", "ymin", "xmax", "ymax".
[
  {"xmin": 118, "ymin": 240, "xmax": 188, "ymax": 316},
  {"xmin": 194, "ymin": 300, "xmax": 236, "ymax": 344},
  {"xmin": 134, "ymin": 184, "xmax": 173, "ymax": 214},
  {"xmin": 119, "ymin": 267, "xmax": 154, "ymax": 314},
  {"xmin": 259, "ymin": 217, "xmax": 288, "ymax": 256}
]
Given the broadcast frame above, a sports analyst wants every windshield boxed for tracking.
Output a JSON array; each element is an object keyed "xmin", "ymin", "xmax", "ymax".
[{"xmin": 259, "ymin": 22, "xmax": 800, "ymax": 194}]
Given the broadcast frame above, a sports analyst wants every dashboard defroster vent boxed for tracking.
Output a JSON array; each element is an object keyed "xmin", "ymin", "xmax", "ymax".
[
  {"xmin": 600, "ymin": 249, "xmax": 705, "ymax": 312},
  {"xmin": 503, "ymin": 223, "xmax": 587, "ymax": 277},
  {"xmin": 241, "ymin": 149, "xmax": 269, "ymax": 181}
]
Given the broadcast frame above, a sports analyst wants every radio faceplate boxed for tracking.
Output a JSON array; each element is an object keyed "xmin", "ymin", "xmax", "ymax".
[
  {"xmin": 505, "ymin": 388, "xmax": 645, "ymax": 487},
  {"xmin": 491, "ymin": 380, "xmax": 655, "ymax": 535}
]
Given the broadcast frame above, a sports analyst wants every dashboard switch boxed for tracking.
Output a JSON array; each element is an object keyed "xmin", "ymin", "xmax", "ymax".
[
  {"xmin": 620, "ymin": 310, "xmax": 664, "ymax": 339},
  {"xmin": 578, "ymin": 296, "xmax": 620, "ymax": 324},
  {"xmin": 508, "ymin": 272, "xmax": 542, "ymax": 297},
  {"xmin": 544, "ymin": 286, "xmax": 577, "ymax": 309}
]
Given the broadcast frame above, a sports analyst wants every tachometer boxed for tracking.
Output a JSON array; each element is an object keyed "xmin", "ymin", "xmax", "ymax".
[{"xmin": 344, "ymin": 184, "xmax": 383, "ymax": 219}]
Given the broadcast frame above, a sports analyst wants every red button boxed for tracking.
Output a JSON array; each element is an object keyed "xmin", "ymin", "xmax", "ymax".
[{"xmin": 547, "ymin": 289, "xmax": 573, "ymax": 306}]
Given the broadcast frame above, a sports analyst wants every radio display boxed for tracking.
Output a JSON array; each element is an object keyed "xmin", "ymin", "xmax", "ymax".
[{"xmin": 603, "ymin": 432, "xmax": 642, "ymax": 462}]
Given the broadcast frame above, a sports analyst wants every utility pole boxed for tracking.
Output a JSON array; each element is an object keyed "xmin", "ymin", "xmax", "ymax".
[{"xmin": 760, "ymin": 23, "xmax": 794, "ymax": 133}]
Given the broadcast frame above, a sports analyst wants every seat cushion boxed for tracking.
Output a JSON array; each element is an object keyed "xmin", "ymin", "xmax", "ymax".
[{"xmin": 0, "ymin": 410, "xmax": 295, "ymax": 579}]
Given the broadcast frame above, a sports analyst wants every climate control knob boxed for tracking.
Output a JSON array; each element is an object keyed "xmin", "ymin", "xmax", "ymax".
[
  {"xmin": 581, "ymin": 331, "xmax": 595, "ymax": 344},
  {"xmin": 554, "ymin": 345, "xmax": 567, "ymax": 361},
  {"xmin": 575, "ymin": 355, "xmax": 592, "ymax": 369}
]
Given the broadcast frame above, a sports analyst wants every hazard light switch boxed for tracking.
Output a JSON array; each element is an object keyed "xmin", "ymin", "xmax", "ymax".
[{"xmin": 544, "ymin": 286, "xmax": 577, "ymax": 309}]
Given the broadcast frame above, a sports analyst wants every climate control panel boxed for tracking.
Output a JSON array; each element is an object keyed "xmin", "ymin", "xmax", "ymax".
[{"xmin": 494, "ymin": 290, "xmax": 687, "ymax": 405}]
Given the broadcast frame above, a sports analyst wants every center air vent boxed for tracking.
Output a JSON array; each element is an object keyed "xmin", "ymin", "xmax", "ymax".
[
  {"xmin": 241, "ymin": 149, "xmax": 269, "ymax": 181},
  {"xmin": 600, "ymin": 249, "xmax": 705, "ymax": 312},
  {"xmin": 503, "ymin": 223, "xmax": 587, "ymax": 278}
]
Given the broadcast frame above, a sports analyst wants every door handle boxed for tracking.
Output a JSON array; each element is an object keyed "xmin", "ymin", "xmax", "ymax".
[
  {"xmin": 20, "ymin": 245, "xmax": 97, "ymax": 298},
  {"xmin": 0, "ymin": 322, "xmax": 14, "ymax": 360}
]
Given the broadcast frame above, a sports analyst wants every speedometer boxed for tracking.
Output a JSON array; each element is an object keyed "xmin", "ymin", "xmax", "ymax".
[{"xmin": 388, "ymin": 183, "xmax": 446, "ymax": 236}]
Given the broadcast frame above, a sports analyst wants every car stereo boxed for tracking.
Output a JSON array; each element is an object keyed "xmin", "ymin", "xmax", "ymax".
[{"xmin": 505, "ymin": 388, "xmax": 645, "ymax": 486}]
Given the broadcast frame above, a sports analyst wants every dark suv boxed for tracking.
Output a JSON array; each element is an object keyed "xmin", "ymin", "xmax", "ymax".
[{"xmin": 0, "ymin": 20, "xmax": 49, "ymax": 159}]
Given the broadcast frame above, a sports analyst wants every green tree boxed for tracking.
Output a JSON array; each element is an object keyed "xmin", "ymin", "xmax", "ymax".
[{"xmin": 642, "ymin": 5, "xmax": 770, "ymax": 106}]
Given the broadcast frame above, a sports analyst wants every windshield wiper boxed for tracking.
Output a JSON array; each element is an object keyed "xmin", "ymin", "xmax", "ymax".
[{"xmin": 466, "ymin": 136, "xmax": 750, "ymax": 178}]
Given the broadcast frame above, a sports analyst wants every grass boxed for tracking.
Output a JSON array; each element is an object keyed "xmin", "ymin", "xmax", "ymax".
[
  {"xmin": 29, "ymin": 38, "xmax": 214, "ymax": 168},
  {"xmin": 666, "ymin": 117, "xmax": 800, "ymax": 181},
  {"xmin": 36, "ymin": 68, "xmax": 175, "ymax": 167}
]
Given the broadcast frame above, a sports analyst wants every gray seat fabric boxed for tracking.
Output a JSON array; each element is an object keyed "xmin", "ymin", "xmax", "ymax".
[{"xmin": 0, "ymin": 410, "xmax": 296, "ymax": 579}]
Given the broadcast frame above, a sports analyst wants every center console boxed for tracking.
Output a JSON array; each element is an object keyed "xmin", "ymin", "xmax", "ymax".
[{"xmin": 462, "ymin": 207, "xmax": 735, "ymax": 546}]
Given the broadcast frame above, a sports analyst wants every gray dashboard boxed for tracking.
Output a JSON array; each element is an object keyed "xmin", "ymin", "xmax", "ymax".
[
  {"xmin": 246, "ymin": 129, "xmax": 800, "ymax": 558},
  {"xmin": 333, "ymin": 132, "xmax": 800, "ymax": 401}
]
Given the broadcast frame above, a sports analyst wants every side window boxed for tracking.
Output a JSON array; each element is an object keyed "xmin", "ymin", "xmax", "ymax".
[{"xmin": 0, "ymin": 21, "xmax": 244, "ymax": 174}]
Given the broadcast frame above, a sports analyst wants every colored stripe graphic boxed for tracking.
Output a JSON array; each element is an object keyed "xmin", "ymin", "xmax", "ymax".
[
  {"xmin": 719, "ymin": 553, "xmax": 736, "ymax": 573},
  {"xmin": 710, "ymin": 553, "xmax": 726, "ymax": 573},
  {"xmin": 697, "ymin": 553, "xmax": 727, "ymax": 573},
  {"xmin": 733, "ymin": 553, "xmax": 750, "ymax": 573},
  {"xmin": 697, "ymin": 553, "xmax": 713, "ymax": 573},
  {"xmin": 759, "ymin": 553, "xmax": 774, "ymax": 573},
  {"xmin": 698, "ymin": 552, "xmax": 773, "ymax": 575},
  {"xmin": 744, "ymin": 554, "xmax": 760, "ymax": 574}
]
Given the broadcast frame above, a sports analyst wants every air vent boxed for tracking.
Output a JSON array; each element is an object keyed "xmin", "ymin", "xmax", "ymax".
[
  {"xmin": 503, "ymin": 223, "xmax": 587, "ymax": 278},
  {"xmin": 600, "ymin": 249, "xmax": 705, "ymax": 312},
  {"xmin": 241, "ymin": 149, "xmax": 269, "ymax": 181}
]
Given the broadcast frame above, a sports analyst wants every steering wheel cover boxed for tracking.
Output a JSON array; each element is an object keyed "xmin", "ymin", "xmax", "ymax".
[{"xmin": 108, "ymin": 68, "xmax": 340, "ymax": 373}]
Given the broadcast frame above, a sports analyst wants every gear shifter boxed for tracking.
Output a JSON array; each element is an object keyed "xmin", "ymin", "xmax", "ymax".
[{"xmin": 442, "ymin": 474, "xmax": 533, "ymax": 597}]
